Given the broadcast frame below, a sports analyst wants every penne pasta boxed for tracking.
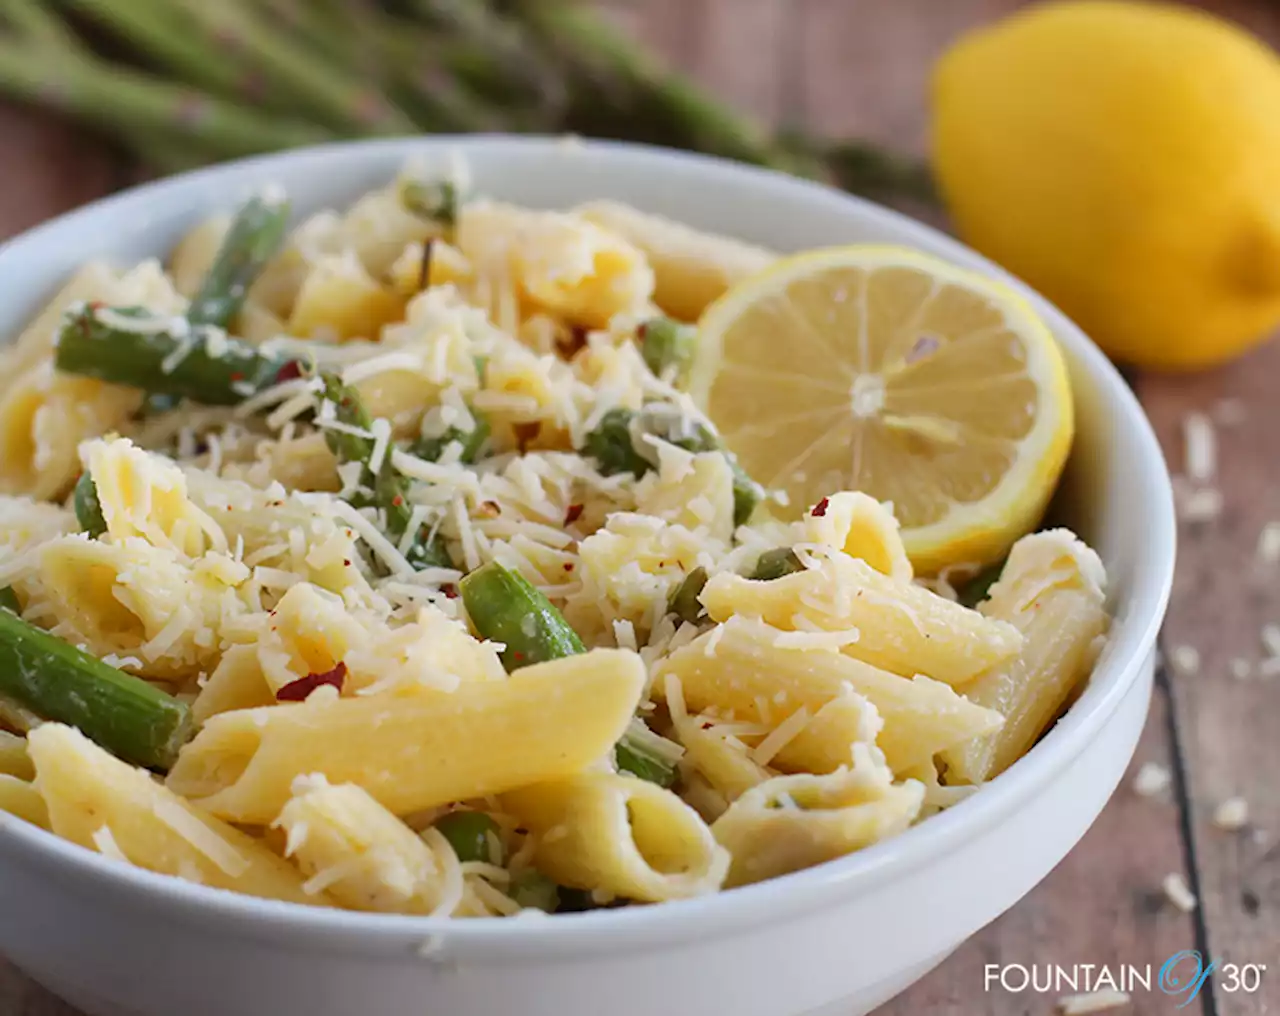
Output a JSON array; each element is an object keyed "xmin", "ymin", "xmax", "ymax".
[
  {"xmin": 701, "ymin": 553, "xmax": 1022, "ymax": 685},
  {"xmin": 575, "ymin": 200, "xmax": 774, "ymax": 322},
  {"xmin": 942, "ymin": 530, "xmax": 1108, "ymax": 785},
  {"xmin": 654, "ymin": 616, "xmax": 1004, "ymax": 776},
  {"xmin": 800, "ymin": 492, "xmax": 913, "ymax": 582},
  {"xmin": 28, "ymin": 724, "xmax": 320, "ymax": 903},
  {"xmin": 0, "ymin": 730, "xmax": 34, "ymax": 780},
  {"xmin": 275, "ymin": 776, "xmax": 456, "ymax": 915},
  {"xmin": 502, "ymin": 772, "xmax": 729, "ymax": 902},
  {"xmin": 0, "ymin": 773, "xmax": 48, "ymax": 829},
  {"xmin": 712, "ymin": 748, "xmax": 924, "ymax": 887},
  {"xmin": 167, "ymin": 650, "xmax": 645, "ymax": 824}
]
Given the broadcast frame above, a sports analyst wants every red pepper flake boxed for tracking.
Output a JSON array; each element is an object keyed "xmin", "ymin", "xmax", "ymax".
[
  {"xmin": 276, "ymin": 661, "xmax": 347, "ymax": 702},
  {"xmin": 513, "ymin": 422, "xmax": 540, "ymax": 453},
  {"xmin": 564, "ymin": 503, "xmax": 584, "ymax": 525},
  {"xmin": 229, "ymin": 372, "xmax": 245, "ymax": 382},
  {"xmin": 392, "ymin": 495, "xmax": 405, "ymax": 507},
  {"xmin": 442, "ymin": 584, "xmax": 458, "ymax": 599},
  {"xmin": 343, "ymin": 559, "xmax": 352, "ymax": 567},
  {"xmin": 811, "ymin": 497, "xmax": 830, "ymax": 517},
  {"xmin": 275, "ymin": 360, "xmax": 304, "ymax": 384},
  {"xmin": 512, "ymin": 651, "xmax": 525, "ymax": 661},
  {"xmin": 563, "ymin": 562, "xmax": 575, "ymax": 572},
  {"xmin": 636, "ymin": 321, "xmax": 650, "ymax": 343}
]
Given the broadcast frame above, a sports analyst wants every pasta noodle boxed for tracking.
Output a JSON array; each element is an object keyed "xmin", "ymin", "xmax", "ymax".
[
  {"xmin": 166, "ymin": 650, "xmax": 646, "ymax": 823},
  {"xmin": 712, "ymin": 747, "xmax": 925, "ymax": 887},
  {"xmin": 942, "ymin": 530, "xmax": 1109, "ymax": 785},
  {"xmin": 502, "ymin": 772, "xmax": 729, "ymax": 902},
  {"xmin": 28, "ymin": 724, "xmax": 319, "ymax": 903}
]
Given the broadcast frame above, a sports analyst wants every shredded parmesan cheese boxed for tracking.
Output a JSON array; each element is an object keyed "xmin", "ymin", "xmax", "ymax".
[
  {"xmin": 91, "ymin": 825, "xmax": 129, "ymax": 863},
  {"xmin": 151, "ymin": 797, "xmax": 249, "ymax": 877},
  {"xmin": 1132, "ymin": 762, "xmax": 1171, "ymax": 798},
  {"xmin": 1182, "ymin": 411, "xmax": 1216, "ymax": 482},
  {"xmin": 1211, "ymin": 796, "xmax": 1249, "ymax": 831},
  {"xmin": 749, "ymin": 706, "xmax": 813, "ymax": 766},
  {"xmin": 1057, "ymin": 989, "xmax": 1131, "ymax": 1014},
  {"xmin": 1161, "ymin": 872, "xmax": 1197, "ymax": 912}
]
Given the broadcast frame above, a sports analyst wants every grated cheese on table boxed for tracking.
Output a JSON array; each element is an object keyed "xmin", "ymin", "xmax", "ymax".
[
  {"xmin": 1132, "ymin": 762, "xmax": 1171, "ymax": 798},
  {"xmin": 1161, "ymin": 872, "xmax": 1197, "ymax": 912},
  {"xmin": 1168, "ymin": 645, "xmax": 1200, "ymax": 676},
  {"xmin": 1057, "ymin": 989, "xmax": 1131, "ymax": 1014},
  {"xmin": 1182, "ymin": 412, "xmax": 1216, "ymax": 482},
  {"xmin": 1211, "ymin": 796, "xmax": 1249, "ymax": 831}
]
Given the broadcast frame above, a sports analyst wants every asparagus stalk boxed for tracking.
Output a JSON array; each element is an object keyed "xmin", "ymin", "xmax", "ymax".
[
  {"xmin": 751, "ymin": 548, "xmax": 804, "ymax": 581},
  {"xmin": 613, "ymin": 733, "xmax": 678, "ymax": 789},
  {"xmin": 431, "ymin": 809, "xmax": 502, "ymax": 863},
  {"xmin": 957, "ymin": 562, "xmax": 1003, "ymax": 609},
  {"xmin": 639, "ymin": 316, "xmax": 696, "ymax": 385},
  {"xmin": 55, "ymin": 304, "xmax": 301, "ymax": 405},
  {"xmin": 509, "ymin": 869, "xmax": 560, "ymax": 912},
  {"xmin": 169, "ymin": 0, "xmax": 416, "ymax": 135},
  {"xmin": 460, "ymin": 561, "xmax": 677, "ymax": 787},
  {"xmin": 187, "ymin": 193, "xmax": 291, "ymax": 327},
  {"xmin": 0, "ymin": 41, "xmax": 331, "ymax": 158},
  {"xmin": 0, "ymin": 610, "xmax": 192, "ymax": 770},
  {"xmin": 582, "ymin": 406, "xmax": 763, "ymax": 525},
  {"xmin": 319, "ymin": 375, "xmax": 452, "ymax": 572},
  {"xmin": 398, "ymin": 178, "xmax": 464, "ymax": 230},
  {"xmin": 459, "ymin": 561, "xmax": 585, "ymax": 670},
  {"xmin": 667, "ymin": 566, "xmax": 708, "ymax": 625},
  {"xmin": 60, "ymin": 0, "xmax": 262, "ymax": 104},
  {"xmin": 73, "ymin": 471, "xmax": 107, "ymax": 538}
]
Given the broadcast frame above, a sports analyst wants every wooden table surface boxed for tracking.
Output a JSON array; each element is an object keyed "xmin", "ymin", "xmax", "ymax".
[{"xmin": 1, "ymin": 1, "xmax": 1277, "ymax": 1013}]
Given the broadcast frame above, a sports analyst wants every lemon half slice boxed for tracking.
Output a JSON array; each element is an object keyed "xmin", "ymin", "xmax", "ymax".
[{"xmin": 690, "ymin": 246, "xmax": 1074, "ymax": 574}]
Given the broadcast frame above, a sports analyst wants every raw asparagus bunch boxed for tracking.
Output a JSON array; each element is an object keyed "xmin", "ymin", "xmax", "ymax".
[{"xmin": 0, "ymin": 0, "xmax": 931, "ymax": 204}]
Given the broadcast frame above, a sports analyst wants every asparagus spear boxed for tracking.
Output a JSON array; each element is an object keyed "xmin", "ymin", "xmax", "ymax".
[
  {"xmin": 73, "ymin": 471, "xmax": 107, "ymax": 538},
  {"xmin": 751, "ymin": 548, "xmax": 804, "ymax": 581},
  {"xmin": 186, "ymin": 193, "xmax": 292, "ymax": 328},
  {"xmin": 411, "ymin": 409, "xmax": 490, "ymax": 464},
  {"xmin": 957, "ymin": 562, "xmax": 1004, "ymax": 609},
  {"xmin": 459, "ymin": 561, "xmax": 585, "ymax": 670},
  {"xmin": 509, "ymin": 869, "xmax": 560, "ymax": 912},
  {"xmin": 613, "ymin": 736, "xmax": 678, "ymax": 789},
  {"xmin": 668, "ymin": 566, "xmax": 708, "ymax": 624},
  {"xmin": 55, "ymin": 304, "xmax": 302, "ymax": 405},
  {"xmin": 432, "ymin": 809, "xmax": 502, "ymax": 863},
  {"xmin": 460, "ymin": 561, "xmax": 678, "ymax": 786},
  {"xmin": 398, "ymin": 178, "xmax": 464, "ymax": 230},
  {"xmin": 639, "ymin": 316, "xmax": 696, "ymax": 384},
  {"xmin": 319, "ymin": 374, "xmax": 452, "ymax": 571},
  {"xmin": 582, "ymin": 406, "xmax": 763, "ymax": 525},
  {"xmin": 0, "ymin": 611, "xmax": 191, "ymax": 770}
]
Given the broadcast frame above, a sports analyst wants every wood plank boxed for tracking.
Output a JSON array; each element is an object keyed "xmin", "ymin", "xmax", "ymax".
[{"xmin": 1136, "ymin": 342, "xmax": 1280, "ymax": 1016}]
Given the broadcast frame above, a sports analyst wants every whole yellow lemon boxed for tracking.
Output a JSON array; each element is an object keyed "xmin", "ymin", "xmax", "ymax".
[{"xmin": 932, "ymin": 1, "xmax": 1280, "ymax": 370}]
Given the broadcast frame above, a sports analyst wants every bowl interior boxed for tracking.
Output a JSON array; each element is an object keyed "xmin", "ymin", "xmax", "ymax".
[{"xmin": 0, "ymin": 136, "xmax": 1176, "ymax": 945}]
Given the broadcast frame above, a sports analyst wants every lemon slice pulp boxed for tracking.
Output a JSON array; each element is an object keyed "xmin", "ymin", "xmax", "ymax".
[{"xmin": 690, "ymin": 246, "xmax": 1074, "ymax": 574}]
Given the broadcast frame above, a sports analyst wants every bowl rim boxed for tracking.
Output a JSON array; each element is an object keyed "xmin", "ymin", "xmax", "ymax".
[{"xmin": 0, "ymin": 135, "xmax": 1176, "ymax": 954}]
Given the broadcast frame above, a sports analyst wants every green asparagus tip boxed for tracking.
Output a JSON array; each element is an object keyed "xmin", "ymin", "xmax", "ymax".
[
  {"xmin": 432, "ymin": 809, "xmax": 502, "ymax": 864},
  {"xmin": 73, "ymin": 470, "xmax": 107, "ymax": 538},
  {"xmin": 0, "ymin": 610, "xmax": 191, "ymax": 770},
  {"xmin": 668, "ymin": 567, "xmax": 708, "ymax": 625},
  {"xmin": 187, "ymin": 192, "xmax": 291, "ymax": 329},
  {"xmin": 639, "ymin": 316, "xmax": 696, "ymax": 385},
  {"xmin": 398, "ymin": 178, "xmax": 463, "ymax": 228},
  {"xmin": 751, "ymin": 548, "xmax": 804, "ymax": 581},
  {"xmin": 459, "ymin": 562, "xmax": 585, "ymax": 671}
]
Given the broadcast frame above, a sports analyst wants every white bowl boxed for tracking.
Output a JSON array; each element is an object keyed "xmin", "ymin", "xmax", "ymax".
[{"xmin": 0, "ymin": 137, "xmax": 1175, "ymax": 1016}]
